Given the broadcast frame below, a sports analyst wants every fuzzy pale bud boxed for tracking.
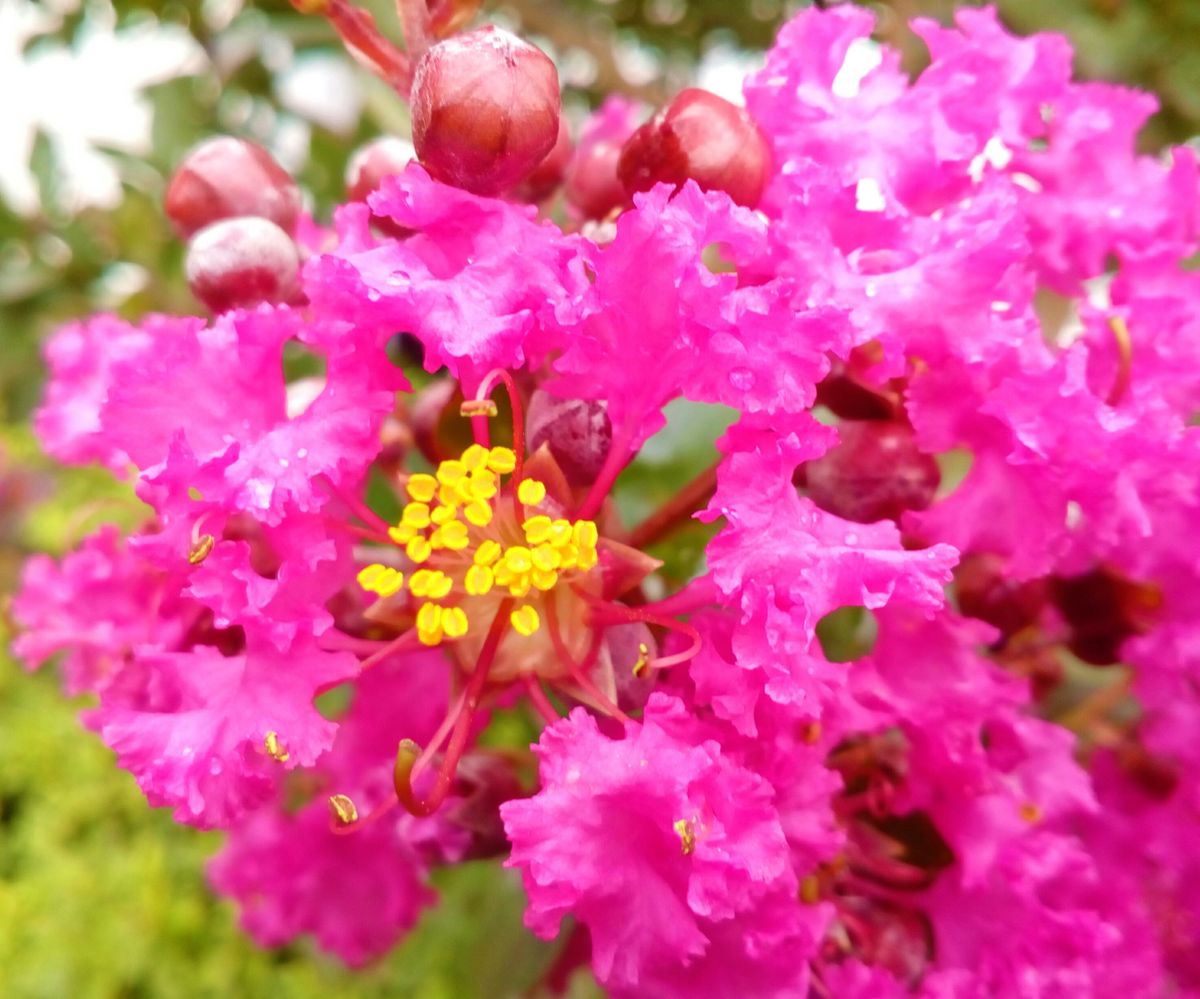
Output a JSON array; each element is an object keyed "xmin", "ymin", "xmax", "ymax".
[
  {"xmin": 525, "ymin": 390, "xmax": 612, "ymax": 488},
  {"xmin": 411, "ymin": 26, "xmax": 561, "ymax": 196},
  {"xmin": 185, "ymin": 216, "xmax": 301, "ymax": 314}
]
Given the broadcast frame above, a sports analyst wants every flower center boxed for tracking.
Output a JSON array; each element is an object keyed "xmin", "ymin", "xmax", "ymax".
[{"xmin": 356, "ymin": 442, "xmax": 602, "ymax": 682}]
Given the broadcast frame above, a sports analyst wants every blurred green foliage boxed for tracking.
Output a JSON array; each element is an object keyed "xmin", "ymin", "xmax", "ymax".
[{"xmin": 2, "ymin": 0, "xmax": 1199, "ymax": 995}]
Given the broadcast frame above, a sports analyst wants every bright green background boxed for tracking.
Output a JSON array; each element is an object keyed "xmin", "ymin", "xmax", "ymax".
[{"xmin": 2, "ymin": 1, "xmax": 1197, "ymax": 995}]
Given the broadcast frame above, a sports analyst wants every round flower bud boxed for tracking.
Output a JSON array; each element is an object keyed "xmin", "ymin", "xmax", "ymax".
[
  {"xmin": 345, "ymin": 136, "xmax": 417, "ymax": 202},
  {"xmin": 954, "ymin": 553, "xmax": 1048, "ymax": 638},
  {"xmin": 165, "ymin": 136, "xmax": 301, "ymax": 238},
  {"xmin": 803, "ymin": 421, "xmax": 940, "ymax": 524},
  {"xmin": 185, "ymin": 216, "xmax": 301, "ymax": 314},
  {"xmin": 617, "ymin": 88, "xmax": 771, "ymax": 208},
  {"xmin": 411, "ymin": 26, "xmax": 561, "ymax": 196},
  {"xmin": 512, "ymin": 117, "xmax": 572, "ymax": 203},
  {"xmin": 564, "ymin": 97, "xmax": 640, "ymax": 221},
  {"xmin": 525, "ymin": 389, "xmax": 612, "ymax": 488}
]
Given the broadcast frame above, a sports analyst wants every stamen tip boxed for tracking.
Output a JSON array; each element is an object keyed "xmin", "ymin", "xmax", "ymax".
[
  {"xmin": 460, "ymin": 399, "xmax": 499, "ymax": 418},
  {"xmin": 329, "ymin": 793, "xmax": 359, "ymax": 826},
  {"xmin": 188, "ymin": 534, "xmax": 215, "ymax": 565}
]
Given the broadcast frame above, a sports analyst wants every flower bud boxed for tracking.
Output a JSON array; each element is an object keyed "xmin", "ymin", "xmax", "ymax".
[
  {"xmin": 525, "ymin": 390, "xmax": 612, "ymax": 488},
  {"xmin": 185, "ymin": 216, "xmax": 301, "ymax": 314},
  {"xmin": 617, "ymin": 89, "xmax": 771, "ymax": 208},
  {"xmin": 564, "ymin": 97, "xmax": 640, "ymax": 220},
  {"xmin": 411, "ymin": 26, "xmax": 561, "ymax": 196},
  {"xmin": 954, "ymin": 553, "xmax": 1047, "ymax": 638},
  {"xmin": 1051, "ymin": 567, "xmax": 1162, "ymax": 665},
  {"xmin": 165, "ymin": 136, "xmax": 301, "ymax": 238},
  {"xmin": 512, "ymin": 118, "xmax": 572, "ymax": 203},
  {"xmin": 803, "ymin": 421, "xmax": 939, "ymax": 524},
  {"xmin": 345, "ymin": 136, "xmax": 417, "ymax": 202}
]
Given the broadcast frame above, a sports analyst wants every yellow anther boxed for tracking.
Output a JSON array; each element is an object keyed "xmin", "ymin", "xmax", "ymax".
[
  {"xmin": 573, "ymin": 520, "xmax": 599, "ymax": 548},
  {"xmin": 510, "ymin": 605, "xmax": 541, "ymax": 636},
  {"xmin": 632, "ymin": 642, "xmax": 651, "ymax": 678},
  {"xmin": 508, "ymin": 575, "xmax": 532, "ymax": 599},
  {"xmin": 436, "ymin": 459, "xmax": 467, "ymax": 485},
  {"xmin": 800, "ymin": 875, "xmax": 821, "ymax": 905},
  {"xmin": 409, "ymin": 569, "xmax": 434, "ymax": 597},
  {"xmin": 494, "ymin": 564, "xmax": 514, "ymax": 587},
  {"xmin": 459, "ymin": 398, "xmax": 498, "ymax": 418},
  {"xmin": 558, "ymin": 543, "xmax": 580, "ymax": 570},
  {"xmin": 439, "ymin": 520, "xmax": 470, "ymax": 550},
  {"xmin": 462, "ymin": 443, "xmax": 490, "ymax": 472},
  {"xmin": 504, "ymin": 546, "xmax": 533, "ymax": 574},
  {"xmin": 406, "ymin": 536, "xmax": 432, "ymax": 564},
  {"xmin": 487, "ymin": 447, "xmax": 516, "ymax": 474},
  {"xmin": 357, "ymin": 563, "xmax": 388, "ymax": 589},
  {"xmin": 431, "ymin": 504, "xmax": 457, "ymax": 525},
  {"xmin": 188, "ymin": 534, "xmax": 215, "ymax": 565},
  {"xmin": 578, "ymin": 546, "xmax": 599, "ymax": 572},
  {"xmin": 523, "ymin": 515, "xmax": 552, "ymax": 545},
  {"xmin": 374, "ymin": 568, "xmax": 406, "ymax": 598},
  {"xmin": 416, "ymin": 603, "xmax": 444, "ymax": 646},
  {"xmin": 470, "ymin": 468, "xmax": 498, "ymax": 498},
  {"xmin": 517, "ymin": 478, "xmax": 546, "ymax": 506},
  {"xmin": 437, "ymin": 484, "xmax": 461, "ymax": 509},
  {"xmin": 465, "ymin": 564, "xmax": 495, "ymax": 596},
  {"xmin": 406, "ymin": 474, "xmax": 437, "ymax": 503},
  {"xmin": 427, "ymin": 571, "xmax": 453, "ymax": 600},
  {"xmin": 402, "ymin": 502, "xmax": 431, "ymax": 528},
  {"xmin": 474, "ymin": 540, "xmax": 502, "ymax": 566},
  {"xmin": 532, "ymin": 544, "xmax": 561, "ymax": 572},
  {"xmin": 388, "ymin": 523, "xmax": 417, "ymax": 545},
  {"xmin": 452, "ymin": 477, "xmax": 476, "ymax": 505},
  {"xmin": 531, "ymin": 568, "xmax": 558, "ymax": 592},
  {"xmin": 674, "ymin": 818, "xmax": 696, "ymax": 856},
  {"xmin": 442, "ymin": 606, "xmax": 469, "ymax": 639},
  {"xmin": 264, "ymin": 731, "xmax": 289, "ymax": 762},
  {"xmin": 549, "ymin": 519, "xmax": 574, "ymax": 546},
  {"xmin": 464, "ymin": 500, "xmax": 493, "ymax": 527},
  {"xmin": 329, "ymin": 794, "xmax": 359, "ymax": 825}
]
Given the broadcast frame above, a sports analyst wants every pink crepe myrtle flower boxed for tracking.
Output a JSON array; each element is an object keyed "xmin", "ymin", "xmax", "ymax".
[{"xmin": 12, "ymin": 3, "xmax": 1200, "ymax": 992}]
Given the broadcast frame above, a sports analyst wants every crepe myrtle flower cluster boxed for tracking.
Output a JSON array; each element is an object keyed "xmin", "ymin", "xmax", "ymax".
[{"xmin": 13, "ymin": 1, "xmax": 1200, "ymax": 995}]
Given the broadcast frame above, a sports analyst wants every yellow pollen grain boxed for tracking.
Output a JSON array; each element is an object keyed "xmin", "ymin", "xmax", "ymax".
[
  {"xmin": 549, "ymin": 519, "xmax": 574, "ymax": 546},
  {"xmin": 416, "ymin": 603, "xmax": 444, "ymax": 645},
  {"xmin": 517, "ymin": 479, "xmax": 546, "ymax": 506},
  {"xmin": 504, "ymin": 546, "xmax": 533, "ymax": 574},
  {"xmin": 406, "ymin": 473, "xmax": 437, "ymax": 503},
  {"xmin": 431, "ymin": 504, "xmax": 456, "ymax": 525},
  {"xmin": 427, "ymin": 571, "xmax": 453, "ymax": 600},
  {"xmin": 388, "ymin": 523, "xmax": 417, "ymax": 545},
  {"xmin": 578, "ymin": 546, "xmax": 599, "ymax": 571},
  {"xmin": 465, "ymin": 564, "xmax": 495, "ymax": 596},
  {"xmin": 511, "ymin": 605, "xmax": 540, "ymax": 636},
  {"xmin": 487, "ymin": 447, "xmax": 516, "ymax": 474},
  {"xmin": 264, "ymin": 731, "xmax": 289, "ymax": 762},
  {"xmin": 470, "ymin": 468, "xmax": 498, "ymax": 498},
  {"xmin": 442, "ymin": 606, "xmax": 469, "ymax": 639},
  {"xmin": 464, "ymin": 500, "xmax": 493, "ymax": 527},
  {"xmin": 357, "ymin": 564, "xmax": 388, "ymax": 589},
  {"xmin": 437, "ymin": 484, "xmax": 460, "ymax": 509},
  {"xmin": 523, "ymin": 515, "xmax": 552, "ymax": 545},
  {"xmin": 375, "ymin": 568, "xmax": 405, "ymax": 598},
  {"xmin": 462, "ymin": 443, "xmax": 490, "ymax": 472},
  {"xmin": 573, "ymin": 520, "xmax": 599, "ymax": 548},
  {"xmin": 439, "ymin": 520, "xmax": 470, "ymax": 550},
  {"xmin": 475, "ymin": 539, "xmax": 502, "ymax": 566},
  {"xmin": 402, "ymin": 502, "xmax": 431, "ymax": 528},
  {"xmin": 452, "ymin": 478, "xmax": 475, "ymax": 505},
  {"xmin": 406, "ymin": 536, "xmax": 432, "ymax": 564},
  {"xmin": 436, "ymin": 459, "xmax": 467, "ymax": 486},
  {"xmin": 674, "ymin": 818, "xmax": 696, "ymax": 856},
  {"xmin": 532, "ymin": 544, "xmax": 561, "ymax": 571},
  {"xmin": 409, "ymin": 569, "xmax": 434, "ymax": 597},
  {"xmin": 558, "ymin": 543, "xmax": 579, "ymax": 570},
  {"xmin": 532, "ymin": 568, "xmax": 558, "ymax": 591}
]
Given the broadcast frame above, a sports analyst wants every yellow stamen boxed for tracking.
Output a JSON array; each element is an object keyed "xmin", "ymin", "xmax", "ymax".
[
  {"xmin": 406, "ymin": 536, "xmax": 432, "ymax": 564},
  {"xmin": 550, "ymin": 519, "xmax": 574, "ymax": 546},
  {"xmin": 508, "ymin": 575, "xmax": 532, "ymax": 599},
  {"xmin": 329, "ymin": 794, "xmax": 358, "ymax": 825},
  {"xmin": 504, "ymin": 546, "xmax": 533, "ymax": 574},
  {"xmin": 474, "ymin": 539, "xmax": 502, "ymax": 566},
  {"xmin": 188, "ymin": 534, "xmax": 215, "ymax": 565},
  {"xmin": 510, "ymin": 604, "xmax": 540, "ymax": 636},
  {"xmin": 406, "ymin": 473, "xmax": 437, "ymax": 503},
  {"xmin": 264, "ymin": 731, "xmax": 289, "ymax": 762},
  {"xmin": 459, "ymin": 398, "xmax": 498, "ymax": 418},
  {"xmin": 357, "ymin": 563, "xmax": 388, "ymax": 589},
  {"xmin": 523, "ymin": 515, "xmax": 552, "ymax": 545},
  {"xmin": 427, "ymin": 571, "xmax": 453, "ymax": 600},
  {"xmin": 442, "ymin": 606, "xmax": 469, "ymax": 639},
  {"xmin": 531, "ymin": 568, "xmax": 558, "ymax": 591},
  {"xmin": 436, "ymin": 459, "xmax": 467, "ymax": 486},
  {"xmin": 518, "ymin": 478, "xmax": 546, "ymax": 506},
  {"xmin": 573, "ymin": 520, "xmax": 598, "ymax": 548},
  {"xmin": 462, "ymin": 443, "xmax": 490, "ymax": 472},
  {"xmin": 388, "ymin": 523, "xmax": 416, "ymax": 545},
  {"xmin": 464, "ymin": 500, "xmax": 493, "ymax": 527},
  {"xmin": 431, "ymin": 504, "xmax": 456, "ymax": 525},
  {"xmin": 416, "ymin": 603, "xmax": 444, "ymax": 646},
  {"xmin": 532, "ymin": 544, "xmax": 561, "ymax": 572},
  {"xmin": 402, "ymin": 502, "xmax": 431, "ymax": 528},
  {"xmin": 487, "ymin": 447, "xmax": 516, "ymax": 474},
  {"xmin": 465, "ymin": 564, "xmax": 495, "ymax": 596},
  {"xmin": 674, "ymin": 818, "xmax": 696, "ymax": 856},
  {"xmin": 439, "ymin": 520, "xmax": 470, "ymax": 551}
]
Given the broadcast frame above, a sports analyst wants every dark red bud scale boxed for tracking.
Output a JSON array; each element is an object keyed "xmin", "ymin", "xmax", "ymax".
[
  {"xmin": 525, "ymin": 390, "xmax": 612, "ymax": 488},
  {"xmin": 411, "ymin": 26, "xmax": 561, "ymax": 197},
  {"xmin": 617, "ymin": 88, "xmax": 771, "ymax": 208},
  {"xmin": 165, "ymin": 136, "xmax": 301, "ymax": 238},
  {"xmin": 185, "ymin": 216, "xmax": 301, "ymax": 314}
]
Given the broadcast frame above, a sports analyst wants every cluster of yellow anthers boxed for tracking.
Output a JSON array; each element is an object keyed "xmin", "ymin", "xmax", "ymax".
[{"xmin": 356, "ymin": 443, "xmax": 601, "ymax": 647}]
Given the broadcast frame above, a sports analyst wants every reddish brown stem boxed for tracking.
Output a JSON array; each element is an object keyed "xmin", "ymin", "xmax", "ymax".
[
  {"xmin": 627, "ymin": 461, "xmax": 719, "ymax": 550},
  {"xmin": 545, "ymin": 599, "xmax": 632, "ymax": 724},
  {"xmin": 292, "ymin": 1, "xmax": 414, "ymax": 94}
]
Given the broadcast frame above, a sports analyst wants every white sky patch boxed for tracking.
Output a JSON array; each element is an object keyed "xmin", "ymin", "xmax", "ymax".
[
  {"xmin": 0, "ymin": 1, "xmax": 206, "ymax": 216},
  {"xmin": 697, "ymin": 43, "xmax": 764, "ymax": 105},
  {"xmin": 276, "ymin": 52, "xmax": 364, "ymax": 136},
  {"xmin": 831, "ymin": 37, "xmax": 882, "ymax": 99},
  {"xmin": 855, "ymin": 176, "xmax": 886, "ymax": 212}
]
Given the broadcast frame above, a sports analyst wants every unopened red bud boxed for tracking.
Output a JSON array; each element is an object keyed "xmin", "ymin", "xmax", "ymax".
[
  {"xmin": 617, "ymin": 88, "xmax": 771, "ymax": 208},
  {"xmin": 804, "ymin": 421, "xmax": 939, "ymax": 524},
  {"xmin": 954, "ymin": 553, "xmax": 1048, "ymax": 638},
  {"xmin": 185, "ymin": 216, "xmax": 300, "ymax": 314},
  {"xmin": 1051, "ymin": 566, "xmax": 1162, "ymax": 665},
  {"xmin": 565, "ymin": 97, "xmax": 640, "ymax": 220},
  {"xmin": 526, "ymin": 390, "xmax": 612, "ymax": 487},
  {"xmin": 512, "ymin": 117, "xmax": 572, "ymax": 203},
  {"xmin": 411, "ymin": 26, "xmax": 561, "ymax": 196},
  {"xmin": 345, "ymin": 136, "xmax": 417, "ymax": 202},
  {"xmin": 165, "ymin": 136, "xmax": 301, "ymax": 238}
]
